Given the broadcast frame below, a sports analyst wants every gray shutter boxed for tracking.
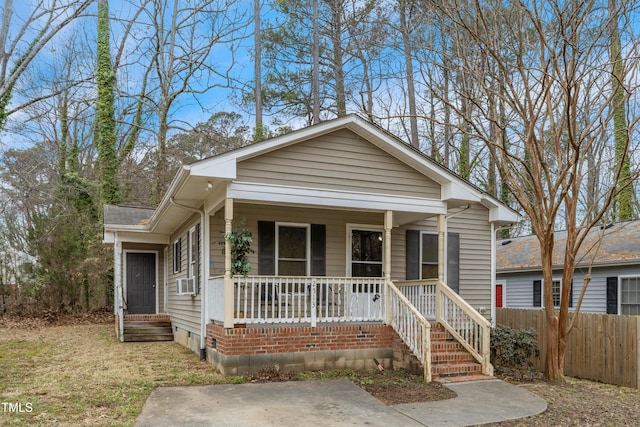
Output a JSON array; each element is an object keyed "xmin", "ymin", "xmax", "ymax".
[
  {"xmin": 258, "ymin": 221, "xmax": 275, "ymax": 275},
  {"xmin": 406, "ymin": 230, "xmax": 420, "ymax": 280},
  {"xmin": 311, "ymin": 224, "xmax": 326, "ymax": 276},
  {"xmin": 568, "ymin": 280, "xmax": 573, "ymax": 308},
  {"xmin": 533, "ymin": 280, "xmax": 542, "ymax": 307},
  {"xmin": 447, "ymin": 233, "xmax": 460, "ymax": 293},
  {"xmin": 606, "ymin": 276, "xmax": 618, "ymax": 314}
]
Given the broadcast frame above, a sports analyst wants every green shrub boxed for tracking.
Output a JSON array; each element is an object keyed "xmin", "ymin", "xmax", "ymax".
[{"xmin": 490, "ymin": 325, "xmax": 540, "ymax": 380}]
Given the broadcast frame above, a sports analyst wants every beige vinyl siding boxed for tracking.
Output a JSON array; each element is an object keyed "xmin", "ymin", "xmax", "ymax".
[
  {"xmin": 448, "ymin": 204, "xmax": 492, "ymax": 313},
  {"xmin": 122, "ymin": 243, "xmax": 165, "ymax": 313},
  {"xmin": 209, "ymin": 203, "xmax": 384, "ymax": 277},
  {"xmin": 236, "ymin": 129, "xmax": 440, "ymax": 199},
  {"xmin": 167, "ymin": 214, "xmax": 202, "ymax": 336},
  {"xmin": 394, "ymin": 204, "xmax": 492, "ymax": 316}
]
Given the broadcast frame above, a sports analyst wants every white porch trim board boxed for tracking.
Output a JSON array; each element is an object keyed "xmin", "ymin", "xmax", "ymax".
[{"xmin": 226, "ymin": 181, "xmax": 447, "ymax": 215}]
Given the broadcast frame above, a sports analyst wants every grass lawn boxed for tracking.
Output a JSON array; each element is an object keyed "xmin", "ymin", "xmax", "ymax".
[
  {"xmin": 0, "ymin": 322, "xmax": 226, "ymax": 426},
  {"xmin": 1, "ymin": 320, "xmax": 639, "ymax": 426}
]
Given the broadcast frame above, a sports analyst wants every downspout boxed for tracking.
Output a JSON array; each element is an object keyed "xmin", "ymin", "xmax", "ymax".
[
  {"xmin": 491, "ymin": 223, "xmax": 496, "ymax": 326},
  {"xmin": 170, "ymin": 197, "xmax": 207, "ymax": 361}
]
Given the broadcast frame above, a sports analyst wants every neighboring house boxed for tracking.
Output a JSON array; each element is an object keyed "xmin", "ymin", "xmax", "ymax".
[
  {"xmin": 103, "ymin": 114, "xmax": 518, "ymax": 381},
  {"xmin": 496, "ymin": 220, "xmax": 640, "ymax": 315}
]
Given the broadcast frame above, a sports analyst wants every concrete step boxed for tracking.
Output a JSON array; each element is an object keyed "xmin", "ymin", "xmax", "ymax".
[{"xmin": 432, "ymin": 362, "xmax": 483, "ymax": 379}]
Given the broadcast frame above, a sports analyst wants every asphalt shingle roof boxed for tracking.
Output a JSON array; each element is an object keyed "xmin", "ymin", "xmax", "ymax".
[
  {"xmin": 103, "ymin": 205, "xmax": 154, "ymax": 226},
  {"xmin": 497, "ymin": 220, "xmax": 640, "ymax": 271}
]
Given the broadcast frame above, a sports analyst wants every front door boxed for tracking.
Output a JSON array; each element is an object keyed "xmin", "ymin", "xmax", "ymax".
[
  {"xmin": 350, "ymin": 229, "xmax": 383, "ymax": 277},
  {"xmin": 349, "ymin": 228, "xmax": 383, "ymax": 317},
  {"xmin": 126, "ymin": 252, "xmax": 156, "ymax": 314}
]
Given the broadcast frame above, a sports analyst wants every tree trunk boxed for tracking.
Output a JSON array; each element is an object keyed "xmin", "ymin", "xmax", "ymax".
[
  {"xmin": 254, "ymin": 0, "xmax": 263, "ymax": 141},
  {"xmin": 399, "ymin": 0, "xmax": 419, "ymax": 149}
]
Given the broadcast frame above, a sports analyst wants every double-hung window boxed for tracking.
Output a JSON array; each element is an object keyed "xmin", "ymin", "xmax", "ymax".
[
  {"xmin": 620, "ymin": 277, "xmax": 640, "ymax": 315},
  {"xmin": 277, "ymin": 223, "xmax": 309, "ymax": 276}
]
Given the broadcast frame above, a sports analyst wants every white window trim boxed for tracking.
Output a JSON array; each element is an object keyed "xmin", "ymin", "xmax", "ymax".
[
  {"xmin": 346, "ymin": 224, "xmax": 384, "ymax": 277},
  {"xmin": 618, "ymin": 275, "xmax": 640, "ymax": 315},
  {"xmin": 541, "ymin": 278, "xmax": 562, "ymax": 308},
  {"xmin": 188, "ymin": 226, "xmax": 197, "ymax": 279},
  {"xmin": 172, "ymin": 238, "xmax": 182, "ymax": 274},
  {"xmin": 275, "ymin": 222, "xmax": 311, "ymax": 276}
]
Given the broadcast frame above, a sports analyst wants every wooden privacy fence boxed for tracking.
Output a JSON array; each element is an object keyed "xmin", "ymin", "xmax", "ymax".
[{"xmin": 496, "ymin": 308, "xmax": 640, "ymax": 389}]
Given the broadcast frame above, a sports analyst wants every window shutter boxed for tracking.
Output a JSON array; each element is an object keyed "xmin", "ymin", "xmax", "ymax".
[
  {"xmin": 447, "ymin": 233, "xmax": 460, "ymax": 293},
  {"xmin": 568, "ymin": 280, "xmax": 573, "ymax": 308},
  {"xmin": 258, "ymin": 221, "xmax": 275, "ymax": 275},
  {"xmin": 310, "ymin": 224, "xmax": 326, "ymax": 276},
  {"xmin": 406, "ymin": 230, "xmax": 420, "ymax": 280},
  {"xmin": 533, "ymin": 280, "xmax": 542, "ymax": 307},
  {"xmin": 606, "ymin": 276, "xmax": 618, "ymax": 314}
]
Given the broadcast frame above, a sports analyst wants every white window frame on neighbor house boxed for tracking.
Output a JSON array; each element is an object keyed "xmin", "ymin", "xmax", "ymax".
[
  {"xmin": 619, "ymin": 275, "xmax": 640, "ymax": 316},
  {"xmin": 541, "ymin": 278, "xmax": 562, "ymax": 308},
  {"xmin": 275, "ymin": 222, "xmax": 310, "ymax": 276},
  {"xmin": 346, "ymin": 224, "xmax": 384, "ymax": 277}
]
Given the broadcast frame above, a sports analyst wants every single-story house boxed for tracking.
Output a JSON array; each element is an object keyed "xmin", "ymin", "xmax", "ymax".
[
  {"xmin": 103, "ymin": 114, "xmax": 519, "ymax": 381},
  {"xmin": 496, "ymin": 220, "xmax": 640, "ymax": 315}
]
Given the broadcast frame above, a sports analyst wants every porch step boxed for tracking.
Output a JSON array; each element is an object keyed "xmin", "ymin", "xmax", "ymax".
[
  {"xmin": 429, "ymin": 323, "xmax": 485, "ymax": 381},
  {"xmin": 123, "ymin": 321, "xmax": 173, "ymax": 342}
]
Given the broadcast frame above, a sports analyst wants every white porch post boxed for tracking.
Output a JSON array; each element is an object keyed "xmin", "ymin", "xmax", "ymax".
[
  {"xmin": 436, "ymin": 214, "xmax": 445, "ymax": 322},
  {"xmin": 384, "ymin": 210, "xmax": 393, "ymax": 324},
  {"xmin": 223, "ymin": 198, "xmax": 234, "ymax": 328},
  {"xmin": 114, "ymin": 233, "xmax": 124, "ymax": 342}
]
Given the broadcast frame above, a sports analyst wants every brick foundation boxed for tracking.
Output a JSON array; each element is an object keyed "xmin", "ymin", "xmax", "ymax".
[
  {"xmin": 206, "ymin": 323, "xmax": 396, "ymax": 375},
  {"xmin": 123, "ymin": 314, "xmax": 171, "ymax": 322}
]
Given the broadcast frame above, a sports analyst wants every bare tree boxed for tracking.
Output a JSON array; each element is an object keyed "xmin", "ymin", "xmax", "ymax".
[
  {"xmin": 145, "ymin": 0, "xmax": 249, "ymax": 203},
  {"xmin": 0, "ymin": 0, "xmax": 92, "ymax": 130},
  {"xmin": 427, "ymin": 0, "xmax": 640, "ymax": 381}
]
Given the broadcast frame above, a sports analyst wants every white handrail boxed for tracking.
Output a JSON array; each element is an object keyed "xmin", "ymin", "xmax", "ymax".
[
  {"xmin": 386, "ymin": 280, "xmax": 432, "ymax": 382},
  {"xmin": 437, "ymin": 280, "xmax": 493, "ymax": 376}
]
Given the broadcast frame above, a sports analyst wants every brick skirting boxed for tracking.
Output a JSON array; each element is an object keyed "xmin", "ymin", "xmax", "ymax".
[
  {"xmin": 206, "ymin": 323, "xmax": 395, "ymax": 356},
  {"xmin": 205, "ymin": 323, "xmax": 396, "ymax": 375},
  {"xmin": 123, "ymin": 314, "xmax": 171, "ymax": 322}
]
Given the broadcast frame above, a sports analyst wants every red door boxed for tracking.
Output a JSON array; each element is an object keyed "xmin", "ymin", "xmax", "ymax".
[{"xmin": 496, "ymin": 284, "xmax": 503, "ymax": 308}]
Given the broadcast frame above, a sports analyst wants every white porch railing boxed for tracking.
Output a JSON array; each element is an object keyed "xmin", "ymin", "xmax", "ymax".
[
  {"xmin": 396, "ymin": 279, "xmax": 493, "ymax": 376},
  {"xmin": 207, "ymin": 276, "xmax": 385, "ymax": 326},
  {"xmin": 386, "ymin": 280, "xmax": 432, "ymax": 382}
]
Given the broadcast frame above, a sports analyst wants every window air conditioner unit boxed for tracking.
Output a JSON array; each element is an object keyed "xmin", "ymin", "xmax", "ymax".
[{"xmin": 177, "ymin": 278, "xmax": 196, "ymax": 295}]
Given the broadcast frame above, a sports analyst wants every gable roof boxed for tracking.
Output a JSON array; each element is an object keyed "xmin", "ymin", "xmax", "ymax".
[
  {"xmin": 497, "ymin": 220, "xmax": 640, "ymax": 272},
  {"xmin": 107, "ymin": 114, "xmax": 520, "ymax": 237}
]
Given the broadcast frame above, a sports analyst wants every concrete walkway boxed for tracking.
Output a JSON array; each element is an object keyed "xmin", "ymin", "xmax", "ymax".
[{"xmin": 135, "ymin": 378, "xmax": 547, "ymax": 427}]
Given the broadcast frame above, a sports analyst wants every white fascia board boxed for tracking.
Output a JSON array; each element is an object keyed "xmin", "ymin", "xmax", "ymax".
[
  {"xmin": 190, "ymin": 157, "xmax": 236, "ymax": 179},
  {"xmin": 441, "ymin": 181, "xmax": 482, "ymax": 203},
  {"xmin": 482, "ymin": 197, "xmax": 522, "ymax": 224},
  {"xmin": 148, "ymin": 166, "xmax": 191, "ymax": 231},
  {"xmin": 112, "ymin": 230, "xmax": 169, "ymax": 245},
  {"xmin": 227, "ymin": 181, "xmax": 447, "ymax": 214}
]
